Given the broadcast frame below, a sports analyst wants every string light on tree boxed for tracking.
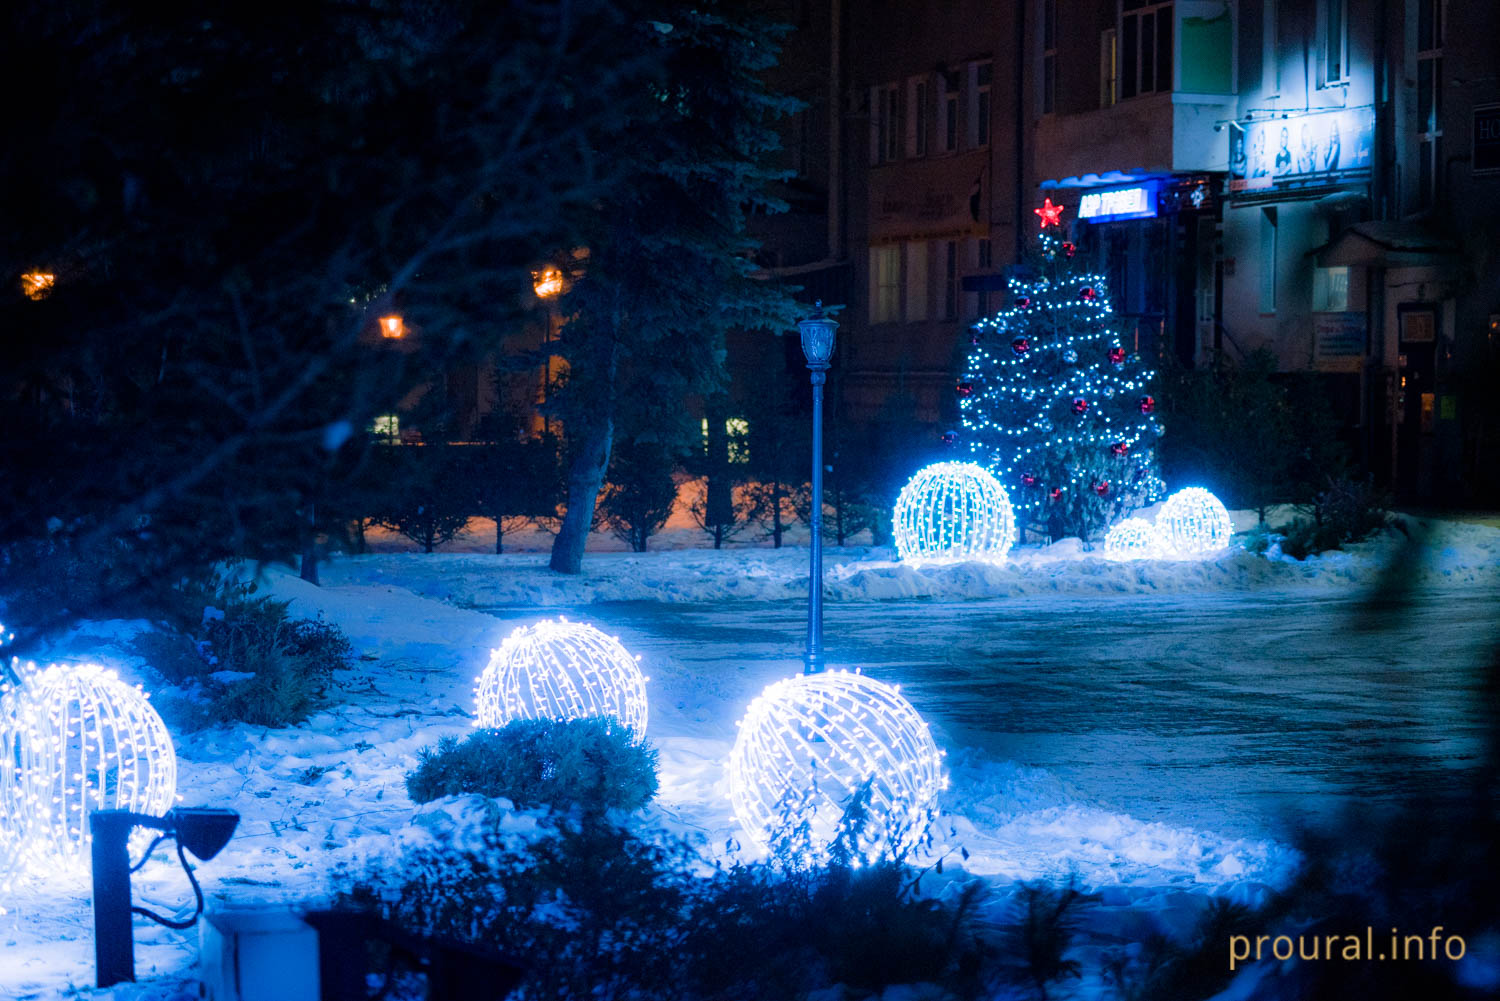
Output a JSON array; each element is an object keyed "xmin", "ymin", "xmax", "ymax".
[
  {"xmin": 958, "ymin": 202, "xmax": 1165, "ymax": 542},
  {"xmin": 475, "ymin": 618, "xmax": 649, "ymax": 737},
  {"xmin": 892, "ymin": 461, "xmax": 1016, "ymax": 563},
  {"xmin": 1103, "ymin": 517, "xmax": 1161, "ymax": 559},
  {"xmin": 727, "ymin": 670, "xmax": 946, "ymax": 862},
  {"xmin": 1157, "ymin": 487, "xmax": 1234, "ymax": 557},
  {"xmin": 1, "ymin": 663, "xmax": 177, "ymax": 876}
]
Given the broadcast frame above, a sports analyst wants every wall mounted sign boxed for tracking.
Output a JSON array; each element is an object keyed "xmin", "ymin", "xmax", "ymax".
[
  {"xmin": 1078, "ymin": 182, "xmax": 1160, "ymax": 223},
  {"xmin": 1229, "ymin": 107, "xmax": 1375, "ymax": 194},
  {"xmin": 1314, "ymin": 311, "xmax": 1366, "ymax": 359},
  {"xmin": 1474, "ymin": 104, "xmax": 1500, "ymax": 174}
]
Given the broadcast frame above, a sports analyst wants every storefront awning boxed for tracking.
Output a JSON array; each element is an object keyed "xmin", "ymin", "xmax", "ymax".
[
  {"xmin": 1312, "ymin": 220, "xmax": 1463, "ymax": 269},
  {"xmin": 1040, "ymin": 168, "xmax": 1169, "ymax": 189}
]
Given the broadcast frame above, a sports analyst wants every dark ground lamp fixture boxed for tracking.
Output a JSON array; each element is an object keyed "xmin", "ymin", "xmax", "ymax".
[{"xmin": 90, "ymin": 806, "xmax": 240, "ymax": 988}]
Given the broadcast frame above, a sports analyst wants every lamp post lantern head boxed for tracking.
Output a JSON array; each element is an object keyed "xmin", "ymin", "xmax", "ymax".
[{"xmin": 797, "ymin": 300, "xmax": 838, "ymax": 371}]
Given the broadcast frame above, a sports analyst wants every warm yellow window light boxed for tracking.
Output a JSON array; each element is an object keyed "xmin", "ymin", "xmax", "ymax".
[
  {"xmin": 379, "ymin": 314, "xmax": 405, "ymax": 339},
  {"xmin": 21, "ymin": 273, "xmax": 55, "ymax": 301}
]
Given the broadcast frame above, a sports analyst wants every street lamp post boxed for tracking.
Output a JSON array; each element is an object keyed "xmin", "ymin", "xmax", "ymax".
[{"xmin": 797, "ymin": 301, "xmax": 838, "ymax": 675}]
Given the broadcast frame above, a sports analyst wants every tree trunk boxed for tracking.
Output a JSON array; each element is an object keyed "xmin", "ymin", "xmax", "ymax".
[
  {"xmin": 495, "ymin": 518, "xmax": 504, "ymax": 554},
  {"xmin": 299, "ymin": 500, "xmax": 319, "ymax": 585},
  {"xmin": 771, "ymin": 482, "xmax": 784, "ymax": 548},
  {"xmin": 550, "ymin": 423, "xmax": 613, "ymax": 573}
]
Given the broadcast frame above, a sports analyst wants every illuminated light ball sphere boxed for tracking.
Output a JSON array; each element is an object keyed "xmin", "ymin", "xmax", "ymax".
[
  {"xmin": 1103, "ymin": 518, "xmax": 1160, "ymax": 560},
  {"xmin": 7, "ymin": 663, "xmax": 177, "ymax": 873},
  {"xmin": 893, "ymin": 461, "xmax": 1015, "ymax": 563},
  {"xmin": 476, "ymin": 618, "xmax": 648, "ymax": 737},
  {"xmin": 728, "ymin": 670, "xmax": 946, "ymax": 862},
  {"xmin": 1157, "ymin": 487, "xmax": 1234, "ymax": 557}
]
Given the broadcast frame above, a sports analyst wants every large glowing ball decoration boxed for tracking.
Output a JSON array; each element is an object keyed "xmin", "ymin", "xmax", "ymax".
[
  {"xmin": 728, "ymin": 670, "xmax": 946, "ymax": 862},
  {"xmin": 476, "ymin": 618, "xmax": 648, "ymax": 737},
  {"xmin": 1103, "ymin": 518, "xmax": 1160, "ymax": 560},
  {"xmin": 1158, "ymin": 487, "xmax": 1234, "ymax": 557},
  {"xmin": 7, "ymin": 663, "xmax": 177, "ymax": 873},
  {"xmin": 893, "ymin": 461, "xmax": 1015, "ymax": 563}
]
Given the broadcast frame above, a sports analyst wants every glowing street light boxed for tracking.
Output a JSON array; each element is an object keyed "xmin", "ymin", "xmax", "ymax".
[
  {"xmin": 533, "ymin": 266, "xmax": 563, "ymax": 298},
  {"xmin": 21, "ymin": 272, "xmax": 55, "ymax": 300},
  {"xmin": 796, "ymin": 301, "xmax": 838, "ymax": 674},
  {"xmin": 379, "ymin": 314, "xmax": 405, "ymax": 339}
]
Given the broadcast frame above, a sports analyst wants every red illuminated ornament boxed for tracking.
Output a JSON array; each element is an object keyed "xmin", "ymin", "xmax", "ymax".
[
  {"xmin": 1139, "ymin": 395, "xmax": 1156, "ymax": 415},
  {"xmin": 1094, "ymin": 481, "xmax": 1110, "ymax": 497},
  {"xmin": 955, "ymin": 381, "xmax": 974, "ymax": 398},
  {"xmin": 1020, "ymin": 473, "xmax": 1037, "ymax": 487},
  {"xmin": 1111, "ymin": 441, "xmax": 1129, "ymax": 457},
  {"xmin": 1011, "ymin": 337, "xmax": 1031, "ymax": 356},
  {"xmin": 1034, "ymin": 198, "xmax": 1065, "ymax": 229},
  {"xmin": 1049, "ymin": 487, "xmax": 1062, "ymax": 501},
  {"xmin": 1062, "ymin": 242, "xmax": 1076, "ymax": 258},
  {"xmin": 941, "ymin": 430, "xmax": 958, "ymax": 445},
  {"xmin": 1071, "ymin": 397, "xmax": 1089, "ymax": 415},
  {"xmin": 1015, "ymin": 295, "xmax": 1032, "ymax": 309},
  {"xmin": 1108, "ymin": 346, "xmax": 1125, "ymax": 365},
  {"xmin": 1080, "ymin": 287, "xmax": 1098, "ymax": 302},
  {"xmin": 969, "ymin": 329, "xmax": 981, "ymax": 345}
]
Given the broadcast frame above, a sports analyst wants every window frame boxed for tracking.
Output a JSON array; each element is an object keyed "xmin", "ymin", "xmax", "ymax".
[
  {"xmin": 906, "ymin": 75, "xmax": 929, "ymax": 159},
  {"xmin": 1119, "ymin": 0, "xmax": 1174, "ymax": 101},
  {"xmin": 969, "ymin": 60, "xmax": 993, "ymax": 148},
  {"xmin": 870, "ymin": 244, "xmax": 902, "ymax": 324},
  {"xmin": 1319, "ymin": 0, "xmax": 1349, "ymax": 88}
]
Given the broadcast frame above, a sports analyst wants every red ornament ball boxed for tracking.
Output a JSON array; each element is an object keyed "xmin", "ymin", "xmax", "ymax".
[
  {"xmin": 1108, "ymin": 347, "xmax": 1126, "ymax": 365},
  {"xmin": 1139, "ymin": 395, "xmax": 1156, "ymax": 415},
  {"xmin": 1080, "ymin": 287, "xmax": 1097, "ymax": 301},
  {"xmin": 1011, "ymin": 337, "xmax": 1031, "ymax": 356},
  {"xmin": 1062, "ymin": 242, "xmax": 1076, "ymax": 258},
  {"xmin": 941, "ymin": 430, "xmax": 958, "ymax": 445},
  {"xmin": 1111, "ymin": 441, "xmax": 1129, "ymax": 457},
  {"xmin": 1094, "ymin": 481, "xmax": 1110, "ymax": 497},
  {"xmin": 1049, "ymin": 487, "xmax": 1062, "ymax": 501},
  {"xmin": 1015, "ymin": 296, "xmax": 1032, "ymax": 309},
  {"xmin": 1020, "ymin": 473, "xmax": 1037, "ymax": 487},
  {"xmin": 955, "ymin": 381, "xmax": 974, "ymax": 398},
  {"xmin": 969, "ymin": 330, "xmax": 981, "ymax": 345},
  {"xmin": 1071, "ymin": 397, "xmax": 1089, "ymax": 415}
]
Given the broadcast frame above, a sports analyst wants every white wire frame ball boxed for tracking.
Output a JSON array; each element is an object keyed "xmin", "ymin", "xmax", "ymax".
[
  {"xmin": 728, "ymin": 670, "xmax": 947, "ymax": 863},
  {"xmin": 1103, "ymin": 518, "xmax": 1161, "ymax": 559},
  {"xmin": 1157, "ymin": 487, "xmax": 1234, "ymax": 556},
  {"xmin": 0, "ymin": 671, "xmax": 24, "ymax": 889},
  {"xmin": 5, "ymin": 663, "xmax": 178, "ymax": 874},
  {"xmin": 892, "ymin": 461, "xmax": 1016, "ymax": 563},
  {"xmin": 475, "ymin": 617, "xmax": 649, "ymax": 737}
]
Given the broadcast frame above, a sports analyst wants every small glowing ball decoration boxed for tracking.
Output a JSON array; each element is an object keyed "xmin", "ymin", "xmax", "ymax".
[
  {"xmin": 476, "ymin": 618, "xmax": 648, "ymax": 737},
  {"xmin": 4, "ymin": 663, "xmax": 177, "ymax": 873},
  {"xmin": 893, "ymin": 461, "xmax": 1015, "ymax": 563},
  {"xmin": 728, "ymin": 670, "xmax": 946, "ymax": 861},
  {"xmin": 1103, "ymin": 518, "xmax": 1160, "ymax": 559},
  {"xmin": 1158, "ymin": 487, "xmax": 1234, "ymax": 557}
]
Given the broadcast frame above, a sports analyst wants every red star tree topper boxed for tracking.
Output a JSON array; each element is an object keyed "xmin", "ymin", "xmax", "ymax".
[{"xmin": 1034, "ymin": 197, "xmax": 1065, "ymax": 229}]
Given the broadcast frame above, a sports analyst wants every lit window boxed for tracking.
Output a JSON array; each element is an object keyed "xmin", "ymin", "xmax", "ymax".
[
  {"xmin": 870, "ymin": 245, "xmax": 901, "ymax": 324},
  {"xmin": 1415, "ymin": 0, "xmax": 1443, "ymax": 208},
  {"xmin": 379, "ymin": 314, "xmax": 405, "ymax": 339},
  {"xmin": 21, "ymin": 272, "xmax": 55, "ymax": 300},
  {"xmin": 371, "ymin": 414, "xmax": 400, "ymax": 441},
  {"xmin": 1313, "ymin": 267, "xmax": 1349, "ymax": 312},
  {"xmin": 726, "ymin": 418, "xmax": 750, "ymax": 464}
]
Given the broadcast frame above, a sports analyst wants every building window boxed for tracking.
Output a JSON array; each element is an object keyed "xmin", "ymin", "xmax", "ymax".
[
  {"xmin": 1262, "ymin": 0, "xmax": 1280, "ymax": 94},
  {"xmin": 906, "ymin": 76, "xmax": 929, "ymax": 158},
  {"xmin": 870, "ymin": 245, "xmax": 901, "ymax": 323},
  {"xmin": 1100, "ymin": 28, "xmax": 1118, "ymax": 107},
  {"xmin": 943, "ymin": 241, "xmax": 959, "ymax": 320},
  {"xmin": 905, "ymin": 243, "xmax": 929, "ymax": 322},
  {"xmin": 1042, "ymin": 0, "xmax": 1058, "ymax": 113},
  {"xmin": 1258, "ymin": 207, "xmax": 1277, "ymax": 314},
  {"xmin": 937, "ymin": 70, "xmax": 960, "ymax": 154},
  {"xmin": 871, "ymin": 83, "xmax": 901, "ymax": 164},
  {"xmin": 969, "ymin": 61, "xmax": 992, "ymax": 148},
  {"xmin": 977, "ymin": 238, "xmax": 993, "ymax": 316},
  {"xmin": 372, "ymin": 414, "xmax": 400, "ymax": 442},
  {"xmin": 1320, "ymin": 0, "xmax": 1347, "ymax": 86},
  {"xmin": 1312, "ymin": 267, "xmax": 1349, "ymax": 311},
  {"xmin": 1120, "ymin": 0, "xmax": 1173, "ymax": 100},
  {"xmin": 1417, "ymin": 0, "xmax": 1444, "ymax": 208}
]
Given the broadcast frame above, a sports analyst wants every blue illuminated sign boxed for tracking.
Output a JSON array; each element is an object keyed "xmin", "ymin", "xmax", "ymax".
[{"xmin": 1077, "ymin": 182, "xmax": 1160, "ymax": 223}]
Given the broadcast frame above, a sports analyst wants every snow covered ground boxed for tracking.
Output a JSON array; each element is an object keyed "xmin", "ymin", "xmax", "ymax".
[{"xmin": 3, "ymin": 513, "xmax": 1497, "ymax": 998}]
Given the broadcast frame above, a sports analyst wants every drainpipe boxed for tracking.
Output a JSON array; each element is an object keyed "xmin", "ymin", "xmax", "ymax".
[{"xmin": 827, "ymin": 0, "xmax": 842, "ymax": 262}]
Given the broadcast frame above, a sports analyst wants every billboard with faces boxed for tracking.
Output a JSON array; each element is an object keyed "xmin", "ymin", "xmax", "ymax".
[{"xmin": 1228, "ymin": 107, "xmax": 1375, "ymax": 193}]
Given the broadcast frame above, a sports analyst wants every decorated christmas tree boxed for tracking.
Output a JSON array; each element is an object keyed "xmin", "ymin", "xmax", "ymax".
[{"xmin": 958, "ymin": 199, "xmax": 1165, "ymax": 542}]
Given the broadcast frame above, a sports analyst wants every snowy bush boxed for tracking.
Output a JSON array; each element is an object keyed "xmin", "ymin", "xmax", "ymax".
[
  {"xmin": 406, "ymin": 718, "xmax": 658, "ymax": 814},
  {"xmin": 1276, "ymin": 476, "xmax": 1392, "ymax": 559}
]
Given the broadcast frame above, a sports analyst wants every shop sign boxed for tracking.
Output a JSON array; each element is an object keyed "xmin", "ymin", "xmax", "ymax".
[{"xmin": 1078, "ymin": 182, "xmax": 1159, "ymax": 223}]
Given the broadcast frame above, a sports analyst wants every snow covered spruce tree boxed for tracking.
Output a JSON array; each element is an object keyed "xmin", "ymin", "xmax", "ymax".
[{"xmin": 958, "ymin": 200, "xmax": 1165, "ymax": 542}]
